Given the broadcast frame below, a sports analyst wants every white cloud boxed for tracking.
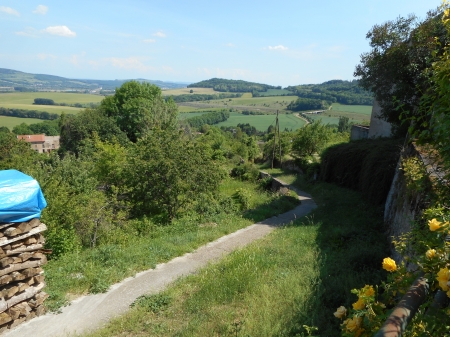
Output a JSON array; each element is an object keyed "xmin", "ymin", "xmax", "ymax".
[
  {"xmin": 143, "ymin": 39, "xmax": 156, "ymax": 43},
  {"xmin": 226, "ymin": 43, "xmax": 236, "ymax": 48},
  {"xmin": 43, "ymin": 26, "xmax": 76, "ymax": 37},
  {"xmin": 33, "ymin": 5, "xmax": 48, "ymax": 15},
  {"xmin": 0, "ymin": 6, "xmax": 20, "ymax": 16},
  {"xmin": 37, "ymin": 53, "xmax": 57, "ymax": 60},
  {"xmin": 16, "ymin": 27, "xmax": 39, "ymax": 37},
  {"xmin": 153, "ymin": 31, "xmax": 166, "ymax": 38},
  {"xmin": 70, "ymin": 52, "xmax": 86, "ymax": 66},
  {"xmin": 268, "ymin": 45, "xmax": 288, "ymax": 51}
]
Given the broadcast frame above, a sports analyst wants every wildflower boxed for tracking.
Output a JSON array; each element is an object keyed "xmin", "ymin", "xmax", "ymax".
[
  {"xmin": 363, "ymin": 285, "xmax": 375, "ymax": 297},
  {"xmin": 344, "ymin": 316, "xmax": 363, "ymax": 335},
  {"xmin": 426, "ymin": 249, "xmax": 436, "ymax": 259},
  {"xmin": 382, "ymin": 257, "xmax": 397, "ymax": 272},
  {"xmin": 352, "ymin": 298, "xmax": 365, "ymax": 310},
  {"xmin": 437, "ymin": 268, "xmax": 449, "ymax": 292},
  {"xmin": 428, "ymin": 218, "xmax": 442, "ymax": 231},
  {"xmin": 334, "ymin": 306, "xmax": 347, "ymax": 319}
]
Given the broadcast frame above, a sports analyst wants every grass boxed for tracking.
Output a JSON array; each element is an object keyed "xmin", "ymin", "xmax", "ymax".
[
  {"xmin": 81, "ymin": 168, "xmax": 388, "ymax": 337},
  {"xmin": 0, "ymin": 92, "xmax": 104, "ymax": 115},
  {"xmin": 216, "ymin": 111, "xmax": 306, "ymax": 131},
  {"xmin": 0, "ymin": 116, "xmax": 43, "ymax": 129},
  {"xmin": 306, "ymin": 103, "xmax": 372, "ymax": 126},
  {"xmin": 43, "ymin": 175, "xmax": 300, "ymax": 312}
]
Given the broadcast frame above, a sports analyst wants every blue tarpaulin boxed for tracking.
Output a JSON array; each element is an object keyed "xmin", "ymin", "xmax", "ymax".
[{"xmin": 0, "ymin": 170, "xmax": 47, "ymax": 223}]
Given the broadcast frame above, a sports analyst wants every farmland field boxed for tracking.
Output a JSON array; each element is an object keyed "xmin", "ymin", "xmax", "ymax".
[
  {"xmin": 307, "ymin": 103, "xmax": 372, "ymax": 125},
  {"xmin": 0, "ymin": 92, "xmax": 104, "ymax": 115},
  {"xmin": 216, "ymin": 112, "xmax": 306, "ymax": 131},
  {"xmin": 0, "ymin": 116, "xmax": 43, "ymax": 130}
]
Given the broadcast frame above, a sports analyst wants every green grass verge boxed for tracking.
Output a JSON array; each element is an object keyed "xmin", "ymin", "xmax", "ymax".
[
  {"xmin": 43, "ymin": 176, "xmax": 299, "ymax": 312},
  {"xmin": 82, "ymin": 171, "xmax": 388, "ymax": 337}
]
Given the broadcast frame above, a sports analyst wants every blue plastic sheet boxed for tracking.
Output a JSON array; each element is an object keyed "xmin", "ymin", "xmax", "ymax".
[{"xmin": 0, "ymin": 170, "xmax": 47, "ymax": 223}]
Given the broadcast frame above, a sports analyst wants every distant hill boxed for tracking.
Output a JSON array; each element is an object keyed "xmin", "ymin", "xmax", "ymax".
[
  {"xmin": 286, "ymin": 80, "xmax": 373, "ymax": 106},
  {"xmin": 188, "ymin": 78, "xmax": 281, "ymax": 93},
  {"xmin": 0, "ymin": 68, "xmax": 188, "ymax": 92}
]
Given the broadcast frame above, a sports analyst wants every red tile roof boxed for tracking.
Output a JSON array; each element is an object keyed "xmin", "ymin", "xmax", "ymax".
[{"xmin": 17, "ymin": 134, "xmax": 46, "ymax": 143}]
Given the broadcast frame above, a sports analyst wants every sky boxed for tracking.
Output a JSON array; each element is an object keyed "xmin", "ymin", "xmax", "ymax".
[{"xmin": 0, "ymin": 0, "xmax": 443, "ymax": 87}]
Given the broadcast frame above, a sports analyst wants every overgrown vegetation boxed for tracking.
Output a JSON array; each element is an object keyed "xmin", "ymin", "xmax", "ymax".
[{"xmin": 320, "ymin": 138, "xmax": 403, "ymax": 205}]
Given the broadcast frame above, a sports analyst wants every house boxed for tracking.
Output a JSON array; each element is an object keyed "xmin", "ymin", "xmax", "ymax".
[{"xmin": 17, "ymin": 134, "xmax": 60, "ymax": 153}]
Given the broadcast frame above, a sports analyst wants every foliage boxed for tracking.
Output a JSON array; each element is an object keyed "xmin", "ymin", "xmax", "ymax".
[
  {"xmin": 354, "ymin": 6, "xmax": 449, "ymax": 136},
  {"xmin": 292, "ymin": 120, "xmax": 332, "ymax": 157},
  {"xmin": 99, "ymin": 81, "xmax": 178, "ymax": 142},
  {"xmin": 286, "ymin": 79, "xmax": 373, "ymax": 106},
  {"xmin": 0, "ymin": 107, "xmax": 59, "ymax": 120},
  {"xmin": 187, "ymin": 77, "xmax": 280, "ymax": 92},
  {"xmin": 230, "ymin": 163, "xmax": 260, "ymax": 182},
  {"xmin": 124, "ymin": 129, "xmax": 224, "ymax": 220},
  {"xmin": 263, "ymin": 131, "xmax": 293, "ymax": 162},
  {"xmin": 12, "ymin": 119, "xmax": 60, "ymax": 136},
  {"xmin": 186, "ymin": 110, "xmax": 230, "ymax": 128},
  {"xmin": 167, "ymin": 92, "xmax": 241, "ymax": 103},
  {"xmin": 287, "ymin": 97, "xmax": 328, "ymax": 111},
  {"xmin": 59, "ymin": 109, "xmax": 128, "ymax": 154},
  {"xmin": 320, "ymin": 138, "xmax": 402, "ymax": 205},
  {"xmin": 33, "ymin": 98, "xmax": 55, "ymax": 105}
]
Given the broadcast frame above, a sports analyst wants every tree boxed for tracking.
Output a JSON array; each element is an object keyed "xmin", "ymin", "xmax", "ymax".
[
  {"xmin": 124, "ymin": 129, "xmax": 223, "ymax": 221},
  {"xmin": 59, "ymin": 109, "xmax": 128, "ymax": 154},
  {"xmin": 99, "ymin": 81, "xmax": 178, "ymax": 142},
  {"xmin": 354, "ymin": 7, "xmax": 448, "ymax": 136},
  {"xmin": 292, "ymin": 120, "xmax": 331, "ymax": 157},
  {"xmin": 12, "ymin": 123, "xmax": 32, "ymax": 135},
  {"xmin": 338, "ymin": 116, "xmax": 351, "ymax": 133}
]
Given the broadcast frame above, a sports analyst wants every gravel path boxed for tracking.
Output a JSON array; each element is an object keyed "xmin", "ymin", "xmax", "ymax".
[{"xmin": 3, "ymin": 178, "xmax": 316, "ymax": 337}]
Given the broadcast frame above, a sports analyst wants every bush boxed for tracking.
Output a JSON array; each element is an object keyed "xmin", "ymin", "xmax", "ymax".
[{"xmin": 230, "ymin": 163, "xmax": 260, "ymax": 181}]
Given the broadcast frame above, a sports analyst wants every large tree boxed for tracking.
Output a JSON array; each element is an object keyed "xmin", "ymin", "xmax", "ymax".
[
  {"xmin": 99, "ymin": 81, "xmax": 178, "ymax": 142},
  {"xmin": 354, "ymin": 7, "xmax": 448, "ymax": 136}
]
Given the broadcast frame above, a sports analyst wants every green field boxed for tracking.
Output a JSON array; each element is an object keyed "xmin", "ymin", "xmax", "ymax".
[
  {"xmin": 0, "ymin": 92, "xmax": 104, "ymax": 115},
  {"xmin": 162, "ymin": 88, "xmax": 218, "ymax": 96},
  {"xmin": 307, "ymin": 103, "xmax": 372, "ymax": 125},
  {"xmin": 216, "ymin": 112, "xmax": 305, "ymax": 131},
  {"xmin": 0, "ymin": 116, "xmax": 42, "ymax": 130}
]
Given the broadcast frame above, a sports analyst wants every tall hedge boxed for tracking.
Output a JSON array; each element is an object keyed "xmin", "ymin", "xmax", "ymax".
[{"xmin": 320, "ymin": 138, "xmax": 403, "ymax": 205}]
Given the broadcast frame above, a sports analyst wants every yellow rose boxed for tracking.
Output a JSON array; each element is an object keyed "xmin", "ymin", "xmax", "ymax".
[
  {"xmin": 352, "ymin": 298, "xmax": 365, "ymax": 310},
  {"xmin": 382, "ymin": 257, "xmax": 397, "ymax": 272},
  {"xmin": 426, "ymin": 249, "xmax": 436, "ymax": 259},
  {"xmin": 344, "ymin": 316, "xmax": 362, "ymax": 332},
  {"xmin": 363, "ymin": 285, "xmax": 374, "ymax": 297},
  {"xmin": 437, "ymin": 268, "xmax": 449, "ymax": 291},
  {"xmin": 428, "ymin": 218, "xmax": 442, "ymax": 231},
  {"xmin": 334, "ymin": 306, "xmax": 347, "ymax": 319}
]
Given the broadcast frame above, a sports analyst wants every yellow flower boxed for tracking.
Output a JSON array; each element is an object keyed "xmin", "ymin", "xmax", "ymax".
[
  {"xmin": 426, "ymin": 249, "xmax": 436, "ymax": 259},
  {"xmin": 334, "ymin": 306, "xmax": 347, "ymax": 319},
  {"xmin": 344, "ymin": 316, "xmax": 363, "ymax": 333},
  {"xmin": 437, "ymin": 268, "xmax": 449, "ymax": 291},
  {"xmin": 363, "ymin": 285, "xmax": 375, "ymax": 297},
  {"xmin": 428, "ymin": 218, "xmax": 442, "ymax": 231},
  {"xmin": 382, "ymin": 257, "xmax": 397, "ymax": 272},
  {"xmin": 352, "ymin": 298, "xmax": 365, "ymax": 310}
]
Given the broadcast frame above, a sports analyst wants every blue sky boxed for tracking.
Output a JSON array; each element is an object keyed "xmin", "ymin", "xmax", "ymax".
[{"xmin": 0, "ymin": 1, "xmax": 442, "ymax": 86}]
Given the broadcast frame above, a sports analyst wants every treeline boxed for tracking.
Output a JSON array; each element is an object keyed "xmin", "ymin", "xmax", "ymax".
[
  {"xmin": 287, "ymin": 98, "xmax": 328, "ymax": 111},
  {"xmin": 286, "ymin": 80, "xmax": 373, "ymax": 106},
  {"xmin": 188, "ymin": 78, "xmax": 280, "ymax": 93},
  {"xmin": 186, "ymin": 110, "xmax": 230, "ymax": 128},
  {"xmin": 33, "ymin": 98, "xmax": 100, "ymax": 109},
  {"xmin": 10, "ymin": 120, "xmax": 60, "ymax": 136},
  {"xmin": 0, "ymin": 107, "xmax": 59, "ymax": 120},
  {"xmin": 167, "ymin": 93, "xmax": 241, "ymax": 103}
]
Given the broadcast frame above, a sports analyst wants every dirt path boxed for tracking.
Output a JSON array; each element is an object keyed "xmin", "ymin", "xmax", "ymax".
[{"xmin": 3, "ymin": 177, "xmax": 316, "ymax": 337}]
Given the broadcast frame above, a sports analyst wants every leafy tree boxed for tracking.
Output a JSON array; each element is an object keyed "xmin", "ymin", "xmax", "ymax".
[
  {"xmin": 124, "ymin": 129, "xmax": 224, "ymax": 221},
  {"xmin": 292, "ymin": 120, "xmax": 331, "ymax": 157},
  {"xmin": 0, "ymin": 126, "xmax": 10, "ymax": 133},
  {"xmin": 12, "ymin": 123, "xmax": 33, "ymax": 135},
  {"xmin": 100, "ymin": 81, "xmax": 178, "ymax": 142},
  {"xmin": 354, "ymin": 7, "xmax": 448, "ymax": 136},
  {"xmin": 33, "ymin": 98, "xmax": 55, "ymax": 105},
  {"xmin": 338, "ymin": 116, "xmax": 351, "ymax": 133},
  {"xmin": 59, "ymin": 109, "xmax": 128, "ymax": 154}
]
